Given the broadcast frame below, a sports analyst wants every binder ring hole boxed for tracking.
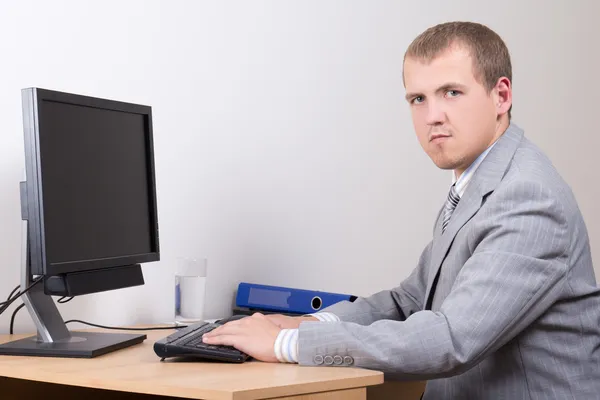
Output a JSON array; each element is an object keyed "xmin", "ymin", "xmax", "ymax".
[{"xmin": 311, "ymin": 296, "xmax": 322, "ymax": 310}]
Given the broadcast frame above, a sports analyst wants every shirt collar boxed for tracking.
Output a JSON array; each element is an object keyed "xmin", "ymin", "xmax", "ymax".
[{"xmin": 452, "ymin": 140, "xmax": 498, "ymax": 197}]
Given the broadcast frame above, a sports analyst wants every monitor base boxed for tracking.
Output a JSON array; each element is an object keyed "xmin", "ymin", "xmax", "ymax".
[{"xmin": 0, "ymin": 331, "xmax": 146, "ymax": 358}]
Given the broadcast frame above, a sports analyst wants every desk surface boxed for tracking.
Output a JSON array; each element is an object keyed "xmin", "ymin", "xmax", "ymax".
[{"xmin": 0, "ymin": 328, "xmax": 383, "ymax": 400}]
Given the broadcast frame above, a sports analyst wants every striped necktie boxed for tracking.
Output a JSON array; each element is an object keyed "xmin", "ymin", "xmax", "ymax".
[{"xmin": 442, "ymin": 184, "xmax": 460, "ymax": 233}]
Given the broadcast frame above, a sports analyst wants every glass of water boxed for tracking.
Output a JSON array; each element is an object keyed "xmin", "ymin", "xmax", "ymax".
[{"xmin": 174, "ymin": 257, "xmax": 207, "ymax": 325}]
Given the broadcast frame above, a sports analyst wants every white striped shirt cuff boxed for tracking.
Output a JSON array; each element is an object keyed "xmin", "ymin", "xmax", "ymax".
[
  {"xmin": 309, "ymin": 312, "xmax": 340, "ymax": 322},
  {"xmin": 273, "ymin": 313, "xmax": 341, "ymax": 363},
  {"xmin": 274, "ymin": 329, "xmax": 299, "ymax": 363}
]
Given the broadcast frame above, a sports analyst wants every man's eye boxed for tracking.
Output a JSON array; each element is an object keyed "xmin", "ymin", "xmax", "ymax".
[
  {"xmin": 446, "ymin": 90, "xmax": 461, "ymax": 97},
  {"xmin": 412, "ymin": 96, "xmax": 424, "ymax": 104}
]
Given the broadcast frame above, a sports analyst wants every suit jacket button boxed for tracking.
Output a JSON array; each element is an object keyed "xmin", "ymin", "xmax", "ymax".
[
  {"xmin": 313, "ymin": 355, "xmax": 324, "ymax": 365},
  {"xmin": 333, "ymin": 355, "xmax": 343, "ymax": 365},
  {"xmin": 324, "ymin": 355, "xmax": 334, "ymax": 365},
  {"xmin": 343, "ymin": 356, "xmax": 354, "ymax": 365}
]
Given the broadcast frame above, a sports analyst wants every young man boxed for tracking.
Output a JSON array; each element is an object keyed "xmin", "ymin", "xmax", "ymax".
[{"xmin": 203, "ymin": 21, "xmax": 600, "ymax": 399}]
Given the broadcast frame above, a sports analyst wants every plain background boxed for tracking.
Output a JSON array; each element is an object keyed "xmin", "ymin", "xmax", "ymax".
[{"xmin": 1, "ymin": 0, "xmax": 599, "ymax": 334}]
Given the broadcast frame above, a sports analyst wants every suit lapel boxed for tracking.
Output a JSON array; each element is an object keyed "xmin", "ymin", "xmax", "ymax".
[{"xmin": 423, "ymin": 123, "xmax": 525, "ymax": 309}]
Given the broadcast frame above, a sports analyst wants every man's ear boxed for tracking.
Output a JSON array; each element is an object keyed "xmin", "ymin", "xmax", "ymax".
[{"xmin": 494, "ymin": 77, "xmax": 512, "ymax": 116}]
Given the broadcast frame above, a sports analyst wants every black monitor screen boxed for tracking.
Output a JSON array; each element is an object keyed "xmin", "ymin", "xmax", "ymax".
[{"xmin": 37, "ymin": 100, "xmax": 153, "ymax": 265}]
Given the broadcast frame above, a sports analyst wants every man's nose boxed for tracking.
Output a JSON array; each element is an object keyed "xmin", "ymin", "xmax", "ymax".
[{"xmin": 425, "ymin": 101, "xmax": 445, "ymax": 125}]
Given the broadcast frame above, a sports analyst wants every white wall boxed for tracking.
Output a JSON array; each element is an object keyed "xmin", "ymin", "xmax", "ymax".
[{"xmin": 1, "ymin": 0, "xmax": 598, "ymax": 334}]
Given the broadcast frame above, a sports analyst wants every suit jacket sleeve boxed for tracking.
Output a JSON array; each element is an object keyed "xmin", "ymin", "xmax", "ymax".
[
  {"xmin": 297, "ymin": 179, "xmax": 569, "ymax": 379},
  {"xmin": 316, "ymin": 239, "xmax": 434, "ymax": 326}
]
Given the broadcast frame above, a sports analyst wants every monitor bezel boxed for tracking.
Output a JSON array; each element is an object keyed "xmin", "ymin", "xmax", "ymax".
[{"xmin": 22, "ymin": 87, "xmax": 160, "ymax": 276}]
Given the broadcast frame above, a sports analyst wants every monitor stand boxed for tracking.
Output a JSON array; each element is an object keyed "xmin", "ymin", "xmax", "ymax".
[{"xmin": 0, "ymin": 220, "xmax": 146, "ymax": 358}]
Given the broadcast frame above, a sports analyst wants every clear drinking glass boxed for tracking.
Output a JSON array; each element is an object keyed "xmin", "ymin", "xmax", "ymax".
[{"xmin": 174, "ymin": 257, "xmax": 207, "ymax": 325}]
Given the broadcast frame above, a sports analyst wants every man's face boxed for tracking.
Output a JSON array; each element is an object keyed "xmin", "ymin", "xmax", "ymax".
[{"xmin": 403, "ymin": 46, "xmax": 503, "ymax": 176}]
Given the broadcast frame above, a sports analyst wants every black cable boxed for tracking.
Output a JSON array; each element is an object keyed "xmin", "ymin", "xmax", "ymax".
[
  {"xmin": 9, "ymin": 303, "xmax": 26, "ymax": 335},
  {"xmin": 9, "ymin": 295, "xmax": 74, "ymax": 333},
  {"xmin": 8, "ymin": 307, "xmax": 183, "ymax": 334},
  {"xmin": 7, "ymin": 285, "xmax": 20, "ymax": 302},
  {"xmin": 0, "ymin": 286, "xmax": 20, "ymax": 308},
  {"xmin": 5, "ymin": 280, "xmax": 182, "ymax": 334},
  {"xmin": 8, "ymin": 295, "xmax": 75, "ymax": 334},
  {"xmin": 0, "ymin": 277, "xmax": 43, "ymax": 315},
  {"xmin": 57, "ymin": 296, "xmax": 74, "ymax": 304},
  {"xmin": 1, "ymin": 278, "xmax": 42, "ymax": 310},
  {"xmin": 64, "ymin": 319, "xmax": 186, "ymax": 331}
]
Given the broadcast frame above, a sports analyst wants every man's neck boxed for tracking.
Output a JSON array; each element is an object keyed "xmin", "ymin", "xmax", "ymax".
[{"xmin": 454, "ymin": 118, "xmax": 510, "ymax": 180}]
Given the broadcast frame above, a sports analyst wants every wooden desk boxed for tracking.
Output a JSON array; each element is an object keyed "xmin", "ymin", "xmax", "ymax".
[{"xmin": 0, "ymin": 328, "xmax": 386, "ymax": 400}]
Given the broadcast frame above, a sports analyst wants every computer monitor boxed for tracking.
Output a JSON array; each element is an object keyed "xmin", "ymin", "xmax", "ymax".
[{"xmin": 0, "ymin": 88, "xmax": 160, "ymax": 358}]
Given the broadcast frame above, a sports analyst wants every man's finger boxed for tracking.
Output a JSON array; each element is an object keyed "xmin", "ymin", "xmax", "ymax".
[
  {"xmin": 202, "ymin": 334, "xmax": 238, "ymax": 347},
  {"xmin": 203, "ymin": 322, "xmax": 242, "ymax": 338},
  {"xmin": 202, "ymin": 325, "xmax": 222, "ymax": 337}
]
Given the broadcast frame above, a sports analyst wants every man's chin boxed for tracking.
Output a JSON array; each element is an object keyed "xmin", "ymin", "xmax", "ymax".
[
  {"xmin": 425, "ymin": 150, "xmax": 465, "ymax": 171},
  {"xmin": 431, "ymin": 159, "xmax": 459, "ymax": 170}
]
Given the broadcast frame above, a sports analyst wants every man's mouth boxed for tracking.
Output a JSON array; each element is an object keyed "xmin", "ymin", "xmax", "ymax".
[{"xmin": 430, "ymin": 134, "xmax": 451, "ymax": 142}]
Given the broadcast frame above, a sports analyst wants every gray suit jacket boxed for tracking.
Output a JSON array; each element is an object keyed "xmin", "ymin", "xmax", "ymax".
[{"xmin": 297, "ymin": 123, "xmax": 600, "ymax": 399}]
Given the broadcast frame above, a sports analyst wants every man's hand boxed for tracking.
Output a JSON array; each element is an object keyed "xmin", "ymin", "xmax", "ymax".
[
  {"xmin": 202, "ymin": 313, "xmax": 282, "ymax": 362},
  {"xmin": 264, "ymin": 314, "xmax": 319, "ymax": 329}
]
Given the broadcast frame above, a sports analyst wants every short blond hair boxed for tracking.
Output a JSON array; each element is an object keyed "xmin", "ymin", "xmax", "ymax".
[{"xmin": 405, "ymin": 21, "xmax": 512, "ymax": 116}]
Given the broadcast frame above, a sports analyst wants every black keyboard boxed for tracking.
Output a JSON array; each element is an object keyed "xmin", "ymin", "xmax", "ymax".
[{"xmin": 153, "ymin": 321, "xmax": 250, "ymax": 363}]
